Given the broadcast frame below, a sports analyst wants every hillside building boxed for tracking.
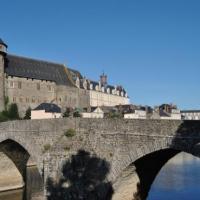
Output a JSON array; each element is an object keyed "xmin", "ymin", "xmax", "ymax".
[
  {"xmin": 0, "ymin": 38, "xmax": 129, "ymax": 116},
  {"xmin": 181, "ymin": 110, "xmax": 200, "ymax": 120}
]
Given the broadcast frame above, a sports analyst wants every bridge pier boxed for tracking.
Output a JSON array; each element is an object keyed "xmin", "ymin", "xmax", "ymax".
[{"xmin": 26, "ymin": 161, "xmax": 44, "ymax": 200}]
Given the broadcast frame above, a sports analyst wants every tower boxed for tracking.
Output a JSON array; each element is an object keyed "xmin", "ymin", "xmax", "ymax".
[
  {"xmin": 0, "ymin": 38, "xmax": 7, "ymax": 111},
  {"xmin": 100, "ymin": 72, "xmax": 107, "ymax": 87}
]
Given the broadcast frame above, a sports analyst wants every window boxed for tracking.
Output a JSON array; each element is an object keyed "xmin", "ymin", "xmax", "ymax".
[
  {"xmin": 10, "ymin": 81, "xmax": 14, "ymax": 88},
  {"xmin": 18, "ymin": 81, "xmax": 22, "ymax": 89},
  {"xmin": 47, "ymin": 85, "xmax": 51, "ymax": 91},
  {"xmin": 37, "ymin": 83, "xmax": 40, "ymax": 90},
  {"xmin": 32, "ymin": 97, "xmax": 35, "ymax": 103}
]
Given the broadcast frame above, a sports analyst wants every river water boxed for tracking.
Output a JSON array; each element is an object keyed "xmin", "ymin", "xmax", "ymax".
[
  {"xmin": 147, "ymin": 152, "xmax": 200, "ymax": 200},
  {"xmin": 0, "ymin": 189, "xmax": 23, "ymax": 200},
  {"xmin": 0, "ymin": 165, "xmax": 43, "ymax": 200}
]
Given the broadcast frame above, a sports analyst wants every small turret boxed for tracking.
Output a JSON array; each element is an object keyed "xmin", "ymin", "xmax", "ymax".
[{"xmin": 0, "ymin": 38, "xmax": 7, "ymax": 55}]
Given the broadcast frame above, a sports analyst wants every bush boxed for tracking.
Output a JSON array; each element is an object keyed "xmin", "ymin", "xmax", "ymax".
[
  {"xmin": 63, "ymin": 108, "xmax": 72, "ymax": 118},
  {"xmin": 73, "ymin": 110, "xmax": 81, "ymax": 118},
  {"xmin": 64, "ymin": 128, "xmax": 76, "ymax": 137},
  {"xmin": 63, "ymin": 146, "xmax": 70, "ymax": 151},
  {"xmin": 107, "ymin": 112, "xmax": 122, "ymax": 119},
  {"xmin": 43, "ymin": 144, "xmax": 51, "ymax": 153}
]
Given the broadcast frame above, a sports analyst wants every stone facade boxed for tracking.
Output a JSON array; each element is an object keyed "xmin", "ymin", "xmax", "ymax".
[
  {"xmin": 5, "ymin": 75, "xmax": 56, "ymax": 114},
  {"xmin": 0, "ymin": 39, "xmax": 129, "ymax": 116},
  {"xmin": 181, "ymin": 110, "xmax": 200, "ymax": 120},
  {"xmin": 89, "ymin": 89, "xmax": 129, "ymax": 107}
]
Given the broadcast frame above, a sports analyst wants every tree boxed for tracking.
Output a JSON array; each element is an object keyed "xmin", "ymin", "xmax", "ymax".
[
  {"xmin": 73, "ymin": 110, "xmax": 81, "ymax": 118},
  {"xmin": 7, "ymin": 103, "xmax": 20, "ymax": 120},
  {"xmin": 73, "ymin": 108, "xmax": 81, "ymax": 118},
  {"xmin": 0, "ymin": 111, "xmax": 9, "ymax": 122},
  {"xmin": 4, "ymin": 96, "xmax": 9, "ymax": 111},
  {"xmin": 24, "ymin": 107, "xmax": 31, "ymax": 119},
  {"xmin": 47, "ymin": 150, "xmax": 113, "ymax": 200},
  {"xmin": 63, "ymin": 108, "xmax": 72, "ymax": 118}
]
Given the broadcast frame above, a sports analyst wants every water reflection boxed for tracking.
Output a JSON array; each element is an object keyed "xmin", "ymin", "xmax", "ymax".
[
  {"xmin": 0, "ymin": 189, "xmax": 23, "ymax": 200},
  {"xmin": 0, "ymin": 165, "xmax": 43, "ymax": 200},
  {"xmin": 148, "ymin": 152, "xmax": 200, "ymax": 200}
]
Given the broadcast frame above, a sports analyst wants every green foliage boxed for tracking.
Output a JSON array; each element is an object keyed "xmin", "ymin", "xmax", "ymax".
[
  {"xmin": 63, "ymin": 146, "xmax": 70, "ymax": 151},
  {"xmin": 0, "ymin": 103, "xmax": 20, "ymax": 122},
  {"xmin": 7, "ymin": 103, "xmax": 20, "ymax": 120},
  {"xmin": 64, "ymin": 128, "xmax": 76, "ymax": 137},
  {"xmin": 63, "ymin": 107, "xmax": 72, "ymax": 118},
  {"xmin": 43, "ymin": 144, "xmax": 51, "ymax": 153},
  {"xmin": 4, "ymin": 96, "xmax": 9, "ymax": 111},
  {"xmin": 73, "ymin": 110, "xmax": 81, "ymax": 118},
  {"xmin": 0, "ymin": 111, "xmax": 9, "ymax": 122},
  {"xmin": 24, "ymin": 107, "xmax": 31, "ymax": 119},
  {"xmin": 107, "ymin": 112, "xmax": 122, "ymax": 119}
]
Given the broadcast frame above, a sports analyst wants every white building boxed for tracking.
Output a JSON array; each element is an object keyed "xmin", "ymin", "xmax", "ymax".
[
  {"xmin": 160, "ymin": 109, "xmax": 182, "ymax": 120},
  {"xmin": 81, "ymin": 107, "xmax": 104, "ymax": 118},
  {"xmin": 75, "ymin": 73, "xmax": 129, "ymax": 107},
  {"xmin": 124, "ymin": 110, "xmax": 146, "ymax": 119},
  {"xmin": 31, "ymin": 103, "xmax": 62, "ymax": 119},
  {"xmin": 181, "ymin": 110, "xmax": 200, "ymax": 120}
]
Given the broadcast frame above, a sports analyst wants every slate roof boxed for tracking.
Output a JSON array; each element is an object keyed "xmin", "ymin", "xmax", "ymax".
[
  {"xmin": 68, "ymin": 68, "xmax": 83, "ymax": 80},
  {"xmin": 89, "ymin": 80, "xmax": 127, "ymax": 97},
  {"xmin": 90, "ymin": 80, "xmax": 115, "ymax": 90},
  {"xmin": 181, "ymin": 110, "xmax": 200, "ymax": 113},
  {"xmin": 34, "ymin": 103, "xmax": 61, "ymax": 113},
  {"xmin": 5, "ymin": 54, "xmax": 75, "ymax": 86}
]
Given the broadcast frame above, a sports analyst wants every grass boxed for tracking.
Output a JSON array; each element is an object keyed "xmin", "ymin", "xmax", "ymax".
[{"xmin": 64, "ymin": 128, "xmax": 76, "ymax": 137}]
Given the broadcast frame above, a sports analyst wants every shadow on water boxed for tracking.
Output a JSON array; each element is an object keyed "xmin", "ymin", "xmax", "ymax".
[{"xmin": 46, "ymin": 150, "xmax": 113, "ymax": 200}]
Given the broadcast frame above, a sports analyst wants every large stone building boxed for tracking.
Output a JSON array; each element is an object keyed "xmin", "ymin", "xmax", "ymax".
[
  {"xmin": 0, "ymin": 38, "xmax": 129, "ymax": 116},
  {"xmin": 181, "ymin": 110, "xmax": 200, "ymax": 120}
]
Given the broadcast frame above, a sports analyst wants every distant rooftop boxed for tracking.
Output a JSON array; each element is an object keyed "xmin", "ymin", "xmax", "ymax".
[
  {"xmin": 34, "ymin": 103, "xmax": 61, "ymax": 113},
  {"xmin": 5, "ymin": 54, "xmax": 76, "ymax": 86},
  {"xmin": 181, "ymin": 110, "xmax": 200, "ymax": 113}
]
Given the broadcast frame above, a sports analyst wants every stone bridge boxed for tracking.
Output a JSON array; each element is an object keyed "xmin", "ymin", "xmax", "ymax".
[{"xmin": 0, "ymin": 118, "xmax": 200, "ymax": 200}]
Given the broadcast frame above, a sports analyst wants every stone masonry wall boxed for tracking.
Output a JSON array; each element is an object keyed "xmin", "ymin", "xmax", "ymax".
[
  {"xmin": 0, "ymin": 119, "xmax": 200, "ymax": 200},
  {"xmin": 0, "ymin": 55, "xmax": 5, "ymax": 111}
]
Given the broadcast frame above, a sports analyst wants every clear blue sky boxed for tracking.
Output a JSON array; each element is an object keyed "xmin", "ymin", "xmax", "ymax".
[{"xmin": 1, "ymin": 0, "xmax": 200, "ymax": 109}]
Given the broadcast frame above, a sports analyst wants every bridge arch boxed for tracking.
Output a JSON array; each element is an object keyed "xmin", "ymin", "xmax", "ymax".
[
  {"xmin": 111, "ymin": 137, "xmax": 200, "ymax": 200},
  {"xmin": 0, "ymin": 138, "xmax": 44, "ymax": 200},
  {"xmin": 0, "ymin": 139, "xmax": 30, "ymax": 181}
]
